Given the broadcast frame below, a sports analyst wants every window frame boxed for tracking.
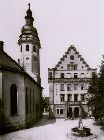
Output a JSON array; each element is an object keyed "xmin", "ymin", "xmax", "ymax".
[{"xmin": 26, "ymin": 44, "xmax": 29, "ymax": 51}]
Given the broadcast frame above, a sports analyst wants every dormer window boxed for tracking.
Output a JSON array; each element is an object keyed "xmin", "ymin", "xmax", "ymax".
[{"xmin": 26, "ymin": 44, "xmax": 29, "ymax": 51}]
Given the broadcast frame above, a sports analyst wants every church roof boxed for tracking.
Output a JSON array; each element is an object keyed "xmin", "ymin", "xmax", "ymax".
[
  {"xmin": 0, "ymin": 49, "xmax": 42, "ymax": 88},
  {"xmin": 0, "ymin": 49, "xmax": 24, "ymax": 72}
]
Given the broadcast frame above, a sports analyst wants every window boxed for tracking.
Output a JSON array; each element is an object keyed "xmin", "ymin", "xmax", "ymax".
[
  {"xmin": 26, "ymin": 44, "xmax": 29, "ymax": 51},
  {"xmin": 25, "ymin": 87, "xmax": 29, "ymax": 114},
  {"xmin": 33, "ymin": 45, "xmax": 36, "ymax": 52},
  {"xmin": 67, "ymin": 94, "xmax": 72, "ymax": 101},
  {"xmin": 67, "ymin": 73, "xmax": 71, "ymax": 78},
  {"xmin": 60, "ymin": 94, "xmax": 65, "ymax": 102},
  {"xmin": 21, "ymin": 45, "xmax": 22, "ymax": 52},
  {"xmin": 81, "ymin": 84, "xmax": 84, "ymax": 90},
  {"xmin": 81, "ymin": 73, "xmax": 84, "ymax": 78},
  {"xmin": 74, "ymin": 65, "xmax": 77, "ymax": 70},
  {"xmin": 74, "ymin": 84, "xmax": 78, "ymax": 90},
  {"xmin": 74, "ymin": 94, "xmax": 78, "ymax": 102},
  {"xmin": 70, "ymin": 55, "xmax": 74, "ymax": 60},
  {"xmin": 74, "ymin": 73, "xmax": 78, "ymax": 79},
  {"xmin": 60, "ymin": 84, "xmax": 64, "ymax": 91},
  {"xmin": 49, "ymin": 72, "xmax": 52, "ymax": 78},
  {"xmin": 60, "ymin": 109, "xmax": 63, "ymax": 114},
  {"xmin": 60, "ymin": 73, "xmax": 64, "ymax": 78},
  {"xmin": 56, "ymin": 109, "xmax": 59, "ymax": 114},
  {"xmin": 67, "ymin": 84, "xmax": 71, "ymax": 91},
  {"xmin": 81, "ymin": 94, "xmax": 85, "ymax": 102},
  {"xmin": 10, "ymin": 84, "xmax": 17, "ymax": 115},
  {"xmin": 56, "ymin": 108, "xmax": 63, "ymax": 115}
]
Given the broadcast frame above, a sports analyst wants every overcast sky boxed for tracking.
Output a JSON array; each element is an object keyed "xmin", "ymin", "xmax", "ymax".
[{"xmin": 0, "ymin": 0, "xmax": 104, "ymax": 96}]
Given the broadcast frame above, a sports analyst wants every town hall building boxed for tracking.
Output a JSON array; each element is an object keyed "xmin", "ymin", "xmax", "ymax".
[
  {"xmin": 0, "ymin": 4, "xmax": 43, "ymax": 134},
  {"xmin": 48, "ymin": 45, "xmax": 96, "ymax": 118}
]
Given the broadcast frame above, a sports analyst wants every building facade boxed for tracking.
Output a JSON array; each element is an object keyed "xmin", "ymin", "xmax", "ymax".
[
  {"xmin": 48, "ymin": 45, "xmax": 96, "ymax": 118},
  {"xmin": 0, "ymin": 4, "xmax": 42, "ymax": 134}
]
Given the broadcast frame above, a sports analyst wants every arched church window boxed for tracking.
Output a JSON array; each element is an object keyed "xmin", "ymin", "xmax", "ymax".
[
  {"xmin": 70, "ymin": 55, "xmax": 74, "ymax": 60},
  {"xmin": 26, "ymin": 44, "xmax": 29, "ymax": 51},
  {"xmin": 10, "ymin": 84, "xmax": 18, "ymax": 115}
]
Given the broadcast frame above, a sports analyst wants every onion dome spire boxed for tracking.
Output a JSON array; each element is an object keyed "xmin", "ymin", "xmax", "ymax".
[{"xmin": 25, "ymin": 3, "xmax": 34, "ymax": 26}]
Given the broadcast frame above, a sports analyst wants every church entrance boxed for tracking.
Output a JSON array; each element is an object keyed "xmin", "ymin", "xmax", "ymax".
[
  {"xmin": 67, "ymin": 107, "xmax": 72, "ymax": 118},
  {"xmin": 74, "ymin": 107, "xmax": 79, "ymax": 118}
]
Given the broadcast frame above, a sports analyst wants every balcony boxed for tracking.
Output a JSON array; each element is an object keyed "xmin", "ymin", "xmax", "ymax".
[{"xmin": 48, "ymin": 78, "xmax": 91, "ymax": 83}]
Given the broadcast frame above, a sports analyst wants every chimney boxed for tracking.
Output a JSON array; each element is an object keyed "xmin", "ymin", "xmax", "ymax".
[{"xmin": 0, "ymin": 41, "xmax": 4, "ymax": 51}]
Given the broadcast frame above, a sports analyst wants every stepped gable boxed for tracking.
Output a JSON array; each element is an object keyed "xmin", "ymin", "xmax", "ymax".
[
  {"xmin": 0, "ymin": 49, "xmax": 24, "ymax": 72},
  {"xmin": 54, "ymin": 45, "xmax": 91, "ymax": 69}
]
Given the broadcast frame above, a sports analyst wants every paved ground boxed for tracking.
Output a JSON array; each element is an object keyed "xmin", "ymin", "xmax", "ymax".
[{"xmin": 1, "ymin": 113, "xmax": 104, "ymax": 140}]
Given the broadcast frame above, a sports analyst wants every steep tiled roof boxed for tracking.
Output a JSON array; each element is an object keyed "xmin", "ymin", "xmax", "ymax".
[{"xmin": 0, "ymin": 50, "xmax": 24, "ymax": 71}]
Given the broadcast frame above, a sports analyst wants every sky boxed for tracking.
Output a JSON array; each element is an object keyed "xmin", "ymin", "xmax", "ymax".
[{"xmin": 0, "ymin": 0, "xmax": 104, "ymax": 96}]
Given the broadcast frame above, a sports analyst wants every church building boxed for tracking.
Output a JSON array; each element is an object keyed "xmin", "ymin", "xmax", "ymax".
[
  {"xmin": 48, "ymin": 45, "xmax": 96, "ymax": 118},
  {"xmin": 0, "ymin": 4, "xmax": 43, "ymax": 134}
]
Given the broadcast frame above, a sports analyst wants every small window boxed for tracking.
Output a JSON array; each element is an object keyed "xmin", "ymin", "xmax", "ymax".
[
  {"xmin": 81, "ymin": 73, "xmax": 84, "ymax": 78},
  {"xmin": 21, "ymin": 45, "xmax": 22, "ymax": 52},
  {"xmin": 60, "ymin": 73, "xmax": 64, "ymax": 78},
  {"xmin": 26, "ymin": 44, "xmax": 29, "ymax": 51},
  {"xmin": 81, "ymin": 94, "xmax": 85, "ymax": 102},
  {"xmin": 74, "ymin": 73, "xmax": 78, "ymax": 79},
  {"xmin": 33, "ymin": 45, "xmax": 36, "ymax": 52},
  {"xmin": 67, "ymin": 84, "xmax": 71, "ymax": 91},
  {"xmin": 49, "ymin": 72, "xmax": 52, "ymax": 78},
  {"xmin": 60, "ymin": 84, "xmax": 64, "ymax": 91},
  {"xmin": 60, "ymin": 94, "xmax": 65, "ymax": 102},
  {"xmin": 60, "ymin": 109, "xmax": 63, "ymax": 114},
  {"xmin": 74, "ymin": 94, "xmax": 78, "ymax": 101},
  {"xmin": 74, "ymin": 84, "xmax": 78, "ymax": 90},
  {"xmin": 56, "ymin": 109, "xmax": 59, "ymax": 114},
  {"xmin": 74, "ymin": 65, "xmax": 77, "ymax": 70},
  {"xmin": 70, "ymin": 55, "xmax": 74, "ymax": 60},
  {"xmin": 81, "ymin": 84, "xmax": 84, "ymax": 90},
  {"xmin": 67, "ymin": 94, "xmax": 72, "ymax": 101}
]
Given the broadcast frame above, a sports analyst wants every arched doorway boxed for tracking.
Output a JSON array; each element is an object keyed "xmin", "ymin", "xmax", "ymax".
[
  {"xmin": 74, "ymin": 107, "xmax": 79, "ymax": 118},
  {"xmin": 67, "ymin": 107, "xmax": 72, "ymax": 118}
]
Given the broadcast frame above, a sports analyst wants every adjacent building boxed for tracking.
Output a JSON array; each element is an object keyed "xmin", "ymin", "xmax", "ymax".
[
  {"xmin": 48, "ymin": 45, "xmax": 96, "ymax": 118},
  {"xmin": 0, "ymin": 4, "xmax": 43, "ymax": 134}
]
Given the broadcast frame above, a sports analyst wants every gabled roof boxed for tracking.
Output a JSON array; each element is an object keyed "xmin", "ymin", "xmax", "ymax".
[
  {"xmin": 0, "ymin": 49, "xmax": 43, "ymax": 89},
  {"xmin": 0, "ymin": 49, "xmax": 24, "ymax": 72},
  {"xmin": 54, "ymin": 45, "xmax": 94, "ymax": 70}
]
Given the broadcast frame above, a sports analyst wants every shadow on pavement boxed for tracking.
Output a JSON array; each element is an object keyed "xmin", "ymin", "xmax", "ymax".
[{"xmin": 32, "ymin": 112, "xmax": 56, "ymax": 127}]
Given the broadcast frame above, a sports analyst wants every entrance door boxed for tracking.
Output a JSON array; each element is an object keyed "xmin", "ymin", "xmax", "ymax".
[
  {"xmin": 74, "ymin": 107, "xmax": 79, "ymax": 118},
  {"xmin": 67, "ymin": 107, "xmax": 72, "ymax": 118}
]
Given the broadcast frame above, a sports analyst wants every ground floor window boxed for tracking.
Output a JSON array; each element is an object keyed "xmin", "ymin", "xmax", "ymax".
[
  {"xmin": 56, "ymin": 109, "xmax": 59, "ymax": 114},
  {"xmin": 60, "ymin": 109, "xmax": 63, "ymax": 114},
  {"xmin": 56, "ymin": 108, "xmax": 63, "ymax": 115}
]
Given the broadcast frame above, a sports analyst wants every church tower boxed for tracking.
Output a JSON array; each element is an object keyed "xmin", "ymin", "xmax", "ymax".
[{"xmin": 18, "ymin": 4, "xmax": 41, "ymax": 84}]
